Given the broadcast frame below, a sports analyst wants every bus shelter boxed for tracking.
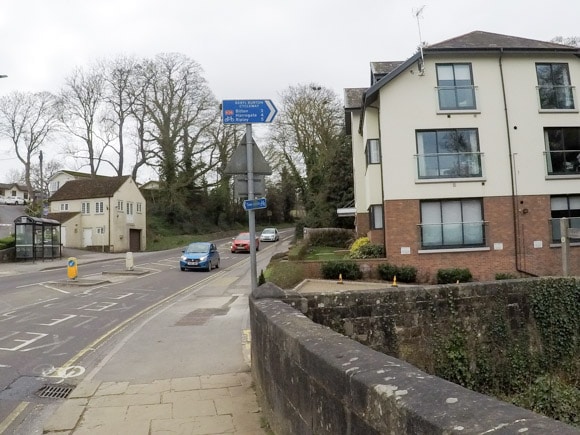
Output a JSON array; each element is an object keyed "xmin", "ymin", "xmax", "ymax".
[{"xmin": 14, "ymin": 216, "xmax": 61, "ymax": 261}]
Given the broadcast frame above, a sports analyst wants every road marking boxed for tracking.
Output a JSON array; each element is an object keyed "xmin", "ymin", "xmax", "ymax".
[
  {"xmin": 41, "ymin": 283, "xmax": 70, "ymax": 294},
  {"xmin": 0, "ymin": 402, "xmax": 29, "ymax": 434},
  {"xmin": 62, "ymin": 269, "xmax": 229, "ymax": 372}
]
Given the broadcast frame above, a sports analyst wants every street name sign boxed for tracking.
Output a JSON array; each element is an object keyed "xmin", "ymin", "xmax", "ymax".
[
  {"xmin": 243, "ymin": 198, "xmax": 267, "ymax": 211},
  {"xmin": 222, "ymin": 100, "xmax": 277, "ymax": 124}
]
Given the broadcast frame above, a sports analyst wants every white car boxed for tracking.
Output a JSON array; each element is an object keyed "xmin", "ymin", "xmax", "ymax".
[
  {"xmin": 0, "ymin": 196, "xmax": 6, "ymax": 205},
  {"xmin": 260, "ymin": 228, "xmax": 279, "ymax": 242},
  {"xmin": 5, "ymin": 196, "xmax": 25, "ymax": 205}
]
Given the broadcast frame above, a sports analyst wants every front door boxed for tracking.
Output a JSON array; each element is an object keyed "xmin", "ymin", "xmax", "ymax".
[
  {"xmin": 83, "ymin": 228, "xmax": 92, "ymax": 248},
  {"xmin": 129, "ymin": 229, "xmax": 141, "ymax": 252}
]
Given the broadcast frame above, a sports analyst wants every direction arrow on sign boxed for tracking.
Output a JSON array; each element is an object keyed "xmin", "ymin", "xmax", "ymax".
[
  {"xmin": 243, "ymin": 198, "xmax": 267, "ymax": 211},
  {"xmin": 222, "ymin": 100, "xmax": 277, "ymax": 124}
]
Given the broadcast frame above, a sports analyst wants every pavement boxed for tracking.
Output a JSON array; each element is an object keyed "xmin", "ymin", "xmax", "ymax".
[{"xmin": 0, "ymin": 248, "xmax": 270, "ymax": 435}]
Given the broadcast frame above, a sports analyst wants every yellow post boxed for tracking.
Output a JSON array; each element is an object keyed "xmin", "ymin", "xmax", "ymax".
[
  {"xmin": 67, "ymin": 257, "xmax": 78, "ymax": 280},
  {"xmin": 392, "ymin": 275, "xmax": 398, "ymax": 287},
  {"xmin": 337, "ymin": 273, "xmax": 343, "ymax": 284}
]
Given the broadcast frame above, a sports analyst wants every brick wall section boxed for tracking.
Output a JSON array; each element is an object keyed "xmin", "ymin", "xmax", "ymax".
[
  {"xmin": 379, "ymin": 195, "xmax": 580, "ymax": 282},
  {"xmin": 355, "ymin": 211, "xmax": 369, "ymax": 237}
]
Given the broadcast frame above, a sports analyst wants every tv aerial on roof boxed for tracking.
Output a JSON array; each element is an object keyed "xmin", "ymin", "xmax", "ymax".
[{"xmin": 412, "ymin": 6, "xmax": 426, "ymax": 75}]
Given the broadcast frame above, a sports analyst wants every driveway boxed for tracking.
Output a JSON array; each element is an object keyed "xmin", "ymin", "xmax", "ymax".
[{"xmin": 0, "ymin": 204, "xmax": 26, "ymax": 238}]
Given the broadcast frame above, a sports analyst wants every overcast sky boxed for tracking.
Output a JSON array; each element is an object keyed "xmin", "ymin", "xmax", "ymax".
[{"xmin": 1, "ymin": 0, "xmax": 579, "ymax": 182}]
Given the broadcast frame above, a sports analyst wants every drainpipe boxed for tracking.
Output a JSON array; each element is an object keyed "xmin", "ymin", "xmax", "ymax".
[
  {"xmin": 499, "ymin": 49, "xmax": 537, "ymax": 277},
  {"xmin": 369, "ymin": 104, "xmax": 387, "ymax": 256},
  {"xmin": 108, "ymin": 197, "xmax": 111, "ymax": 253}
]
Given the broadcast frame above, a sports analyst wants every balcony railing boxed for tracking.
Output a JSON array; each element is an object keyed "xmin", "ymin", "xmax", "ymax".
[
  {"xmin": 544, "ymin": 150, "xmax": 580, "ymax": 175},
  {"xmin": 418, "ymin": 221, "xmax": 487, "ymax": 249},
  {"xmin": 537, "ymin": 85, "xmax": 575, "ymax": 110},
  {"xmin": 416, "ymin": 152, "xmax": 483, "ymax": 179},
  {"xmin": 550, "ymin": 217, "xmax": 580, "ymax": 243},
  {"xmin": 436, "ymin": 85, "xmax": 476, "ymax": 110}
]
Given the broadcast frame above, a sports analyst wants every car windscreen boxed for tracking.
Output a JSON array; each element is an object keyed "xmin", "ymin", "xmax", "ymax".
[
  {"xmin": 236, "ymin": 234, "xmax": 250, "ymax": 240},
  {"xmin": 186, "ymin": 243, "xmax": 210, "ymax": 253}
]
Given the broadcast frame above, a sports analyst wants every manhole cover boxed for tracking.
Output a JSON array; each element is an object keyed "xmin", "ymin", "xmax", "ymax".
[{"xmin": 36, "ymin": 384, "xmax": 74, "ymax": 399}]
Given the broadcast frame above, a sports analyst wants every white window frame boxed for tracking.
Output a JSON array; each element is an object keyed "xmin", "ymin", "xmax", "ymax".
[
  {"xmin": 81, "ymin": 202, "xmax": 90, "ymax": 214},
  {"xmin": 60, "ymin": 203, "xmax": 69, "ymax": 211},
  {"xmin": 365, "ymin": 139, "xmax": 381, "ymax": 165},
  {"xmin": 95, "ymin": 201, "xmax": 104, "ymax": 214},
  {"xmin": 117, "ymin": 200, "xmax": 124, "ymax": 212},
  {"xmin": 369, "ymin": 204, "xmax": 384, "ymax": 229}
]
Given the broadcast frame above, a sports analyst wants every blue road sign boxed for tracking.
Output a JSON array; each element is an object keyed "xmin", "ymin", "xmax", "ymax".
[
  {"xmin": 222, "ymin": 100, "xmax": 277, "ymax": 124},
  {"xmin": 243, "ymin": 197, "xmax": 267, "ymax": 211}
]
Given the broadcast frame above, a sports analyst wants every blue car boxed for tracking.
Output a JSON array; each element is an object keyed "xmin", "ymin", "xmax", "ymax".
[{"xmin": 180, "ymin": 242, "xmax": 220, "ymax": 272}]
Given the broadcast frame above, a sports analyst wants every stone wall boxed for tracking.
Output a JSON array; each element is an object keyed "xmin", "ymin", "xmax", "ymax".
[{"xmin": 249, "ymin": 282, "xmax": 578, "ymax": 434}]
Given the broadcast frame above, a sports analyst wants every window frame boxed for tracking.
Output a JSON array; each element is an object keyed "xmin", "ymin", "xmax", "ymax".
[
  {"xmin": 95, "ymin": 201, "xmax": 104, "ymax": 214},
  {"xmin": 550, "ymin": 195, "xmax": 580, "ymax": 243},
  {"xmin": 81, "ymin": 202, "xmax": 91, "ymax": 214},
  {"xmin": 536, "ymin": 62, "xmax": 575, "ymax": 110},
  {"xmin": 369, "ymin": 204, "xmax": 384, "ymax": 230},
  {"xmin": 544, "ymin": 127, "xmax": 580, "ymax": 175},
  {"xmin": 416, "ymin": 128, "xmax": 482, "ymax": 179},
  {"xmin": 436, "ymin": 63, "xmax": 476, "ymax": 111},
  {"xmin": 365, "ymin": 139, "xmax": 381, "ymax": 165},
  {"xmin": 419, "ymin": 198, "xmax": 486, "ymax": 249}
]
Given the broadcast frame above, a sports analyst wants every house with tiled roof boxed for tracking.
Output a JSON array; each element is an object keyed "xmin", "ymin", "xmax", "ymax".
[
  {"xmin": 47, "ymin": 170, "xmax": 107, "ymax": 196},
  {"xmin": 0, "ymin": 182, "xmax": 31, "ymax": 203},
  {"xmin": 345, "ymin": 30, "xmax": 580, "ymax": 282},
  {"xmin": 48, "ymin": 175, "xmax": 146, "ymax": 252}
]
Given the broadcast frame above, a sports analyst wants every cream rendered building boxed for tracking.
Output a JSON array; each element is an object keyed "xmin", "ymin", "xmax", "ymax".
[
  {"xmin": 345, "ymin": 31, "xmax": 580, "ymax": 282},
  {"xmin": 48, "ymin": 175, "xmax": 146, "ymax": 252}
]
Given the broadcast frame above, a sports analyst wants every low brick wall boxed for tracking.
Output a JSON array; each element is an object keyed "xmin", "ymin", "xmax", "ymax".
[{"xmin": 249, "ymin": 284, "xmax": 578, "ymax": 435}]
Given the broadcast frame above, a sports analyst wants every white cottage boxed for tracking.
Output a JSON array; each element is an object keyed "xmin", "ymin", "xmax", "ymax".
[{"xmin": 48, "ymin": 175, "xmax": 146, "ymax": 252}]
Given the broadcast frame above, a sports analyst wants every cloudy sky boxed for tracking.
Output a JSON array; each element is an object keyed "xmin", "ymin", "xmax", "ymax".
[{"xmin": 1, "ymin": 0, "xmax": 579, "ymax": 182}]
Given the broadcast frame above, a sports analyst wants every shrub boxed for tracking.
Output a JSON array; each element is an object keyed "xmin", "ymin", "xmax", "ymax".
[
  {"xmin": 377, "ymin": 263, "xmax": 417, "ymax": 283},
  {"xmin": 307, "ymin": 228, "xmax": 354, "ymax": 248},
  {"xmin": 295, "ymin": 222, "xmax": 305, "ymax": 240},
  {"xmin": 349, "ymin": 237, "xmax": 369, "ymax": 255},
  {"xmin": 437, "ymin": 268, "xmax": 472, "ymax": 284},
  {"xmin": 258, "ymin": 269, "xmax": 266, "ymax": 286},
  {"xmin": 321, "ymin": 261, "xmax": 362, "ymax": 281},
  {"xmin": 377, "ymin": 263, "xmax": 398, "ymax": 281},
  {"xmin": 398, "ymin": 265, "xmax": 418, "ymax": 283},
  {"xmin": 350, "ymin": 243, "xmax": 384, "ymax": 259},
  {"xmin": 288, "ymin": 242, "xmax": 309, "ymax": 261},
  {"xmin": 0, "ymin": 235, "xmax": 15, "ymax": 250}
]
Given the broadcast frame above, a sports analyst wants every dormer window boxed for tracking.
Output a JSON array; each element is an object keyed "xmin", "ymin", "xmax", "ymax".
[{"xmin": 436, "ymin": 63, "xmax": 476, "ymax": 110}]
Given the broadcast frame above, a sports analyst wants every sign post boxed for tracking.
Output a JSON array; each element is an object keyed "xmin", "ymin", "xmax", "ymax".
[{"xmin": 223, "ymin": 99, "xmax": 277, "ymax": 291}]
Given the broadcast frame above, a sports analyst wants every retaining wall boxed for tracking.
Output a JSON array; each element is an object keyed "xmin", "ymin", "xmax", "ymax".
[{"xmin": 249, "ymin": 284, "xmax": 579, "ymax": 435}]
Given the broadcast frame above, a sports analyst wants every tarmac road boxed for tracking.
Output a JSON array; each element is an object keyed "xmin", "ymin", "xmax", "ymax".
[{"xmin": 0, "ymin": 235, "xmax": 290, "ymax": 434}]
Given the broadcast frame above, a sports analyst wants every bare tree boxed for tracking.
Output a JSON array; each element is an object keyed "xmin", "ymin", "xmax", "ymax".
[
  {"xmin": 268, "ymin": 84, "xmax": 344, "ymax": 205},
  {"xmin": 135, "ymin": 53, "xmax": 220, "ymax": 206},
  {"xmin": 551, "ymin": 36, "xmax": 580, "ymax": 47},
  {"xmin": 57, "ymin": 65, "xmax": 110, "ymax": 175},
  {"xmin": 0, "ymin": 91, "xmax": 58, "ymax": 202}
]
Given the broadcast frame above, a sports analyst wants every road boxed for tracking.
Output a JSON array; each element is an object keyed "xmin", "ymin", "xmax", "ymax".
[{"xmin": 0, "ymin": 232, "xmax": 288, "ymax": 434}]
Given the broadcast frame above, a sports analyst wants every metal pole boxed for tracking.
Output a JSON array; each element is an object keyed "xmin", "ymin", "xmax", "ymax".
[
  {"xmin": 246, "ymin": 124, "xmax": 257, "ymax": 291},
  {"xmin": 560, "ymin": 217, "xmax": 570, "ymax": 276}
]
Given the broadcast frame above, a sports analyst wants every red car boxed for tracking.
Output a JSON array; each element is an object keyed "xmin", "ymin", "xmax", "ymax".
[{"xmin": 231, "ymin": 232, "xmax": 260, "ymax": 253}]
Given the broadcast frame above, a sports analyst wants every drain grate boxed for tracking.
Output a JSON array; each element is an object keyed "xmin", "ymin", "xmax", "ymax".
[{"xmin": 36, "ymin": 384, "xmax": 74, "ymax": 399}]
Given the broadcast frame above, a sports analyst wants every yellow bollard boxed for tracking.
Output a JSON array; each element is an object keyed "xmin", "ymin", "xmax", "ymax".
[
  {"xmin": 337, "ymin": 273, "xmax": 343, "ymax": 284},
  {"xmin": 392, "ymin": 275, "xmax": 398, "ymax": 287},
  {"xmin": 67, "ymin": 257, "xmax": 78, "ymax": 280}
]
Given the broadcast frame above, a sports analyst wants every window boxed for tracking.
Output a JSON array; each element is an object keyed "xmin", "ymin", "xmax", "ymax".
[
  {"xmin": 136, "ymin": 202, "xmax": 142, "ymax": 214},
  {"xmin": 369, "ymin": 204, "xmax": 384, "ymax": 229},
  {"xmin": 96, "ymin": 227, "xmax": 105, "ymax": 235},
  {"xmin": 416, "ymin": 129, "xmax": 482, "ymax": 179},
  {"xmin": 365, "ymin": 139, "xmax": 381, "ymax": 165},
  {"xmin": 95, "ymin": 201, "xmax": 104, "ymax": 214},
  {"xmin": 550, "ymin": 196, "xmax": 580, "ymax": 243},
  {"xmin": 117, "ymin": 200, "xmax": 124, "ymax": 212},
  {"xmin": 127, "ymin": 202, "xmax": 134, "ymax": 215},
  {"xmin": 436, "ymin": 64, "xmax": 476, "ymax": 110},
  {"xmin": 420, "ymin": 199, "xmax": 485, "ymax": 249},
  {"xmin": 536, "ymin": 63, "xmax": 575, "ymax": 110},
  {"xmin": 544, "ymin": 127, "xmax": 580, "ymax": 175},
  {"xmin": 60, "ymin": 203, "xmax": 69, "ymax": 211},
  {"xmin": 81, "ymin": 202, "xmax": 90, "ymax": 214},
  {"xmin": 49, "ymin": 181, "xmax": 60, "ymax": 192}
]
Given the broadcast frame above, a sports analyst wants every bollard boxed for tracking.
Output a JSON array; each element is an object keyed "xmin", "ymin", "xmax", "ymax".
[
  {"xmin": 67, "ymin": 257, "xmax": 78, "ymax": 280},
  {"xmin": 337, "ymin": 273, "xmax": 343, "ymax": 284},
  {"xmin": 125, "ymin": 252, "xmax": 134, "ymax": 271},
  {"xmin": 392, "ymin": 275, "xmax": 398, "ymax": 287}
]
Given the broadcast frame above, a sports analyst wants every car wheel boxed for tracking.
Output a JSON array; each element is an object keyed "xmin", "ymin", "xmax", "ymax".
[
  {"xmin": 180, "ymin": 267, "xmax": 185, "ymax": 271},
  {"xmin": 215, "ymin": 259, "xmax": 220, "ymax": 269}
]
